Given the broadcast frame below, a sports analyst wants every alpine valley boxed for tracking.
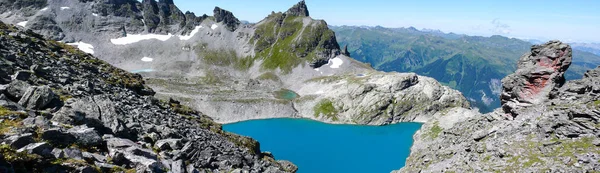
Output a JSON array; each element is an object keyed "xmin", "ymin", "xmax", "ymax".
[
  {"xmin": 0, "ymin": 0, "xmax": 598, "ymax": 173},
  {"xmin": 332, "ymin": 26, "xmax": 600, "ymax": 113}
]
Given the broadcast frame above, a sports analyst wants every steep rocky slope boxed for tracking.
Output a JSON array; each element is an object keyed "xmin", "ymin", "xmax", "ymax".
[
  {"xmin": 0, "ymin": 22, "xmax": 296, "ymax": 173},
  {"xmin": 397, "ymin": 41, "xmax": 600, "ymax": 172},
  {"xmin": 1, "ymin": 0, "xmax": 469, "ymax": 125}
]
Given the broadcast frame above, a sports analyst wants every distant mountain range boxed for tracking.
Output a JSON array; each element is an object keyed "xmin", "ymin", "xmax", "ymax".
[
  {"xmin": 570, "ymin": 42, "xmax": 600, "ymax": 56},
  {"xmin": 332, "ymin": 26, "xmax": 600, "ymax": 113}
]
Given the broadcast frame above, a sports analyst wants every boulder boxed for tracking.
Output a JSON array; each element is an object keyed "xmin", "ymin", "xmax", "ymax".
[
  {"xmin": 171, "ymin": 160, "xmax": 185, "ymax": 173},
  {"xmin": 51, "ymin": 148, "xmax": 65, "ymax": 159},
  {"xmin": 5, "ymin": 80, "xmax": 30, "ymax": 101},
  {"xmin": 11, "ymin": 70, "xmax": 32, "ymax": 81},
  {"xmin": 154, "ymin": 138, "xmax": 183, "ymax": 151},
  {"xmin": 41, "ymin": 128, "xmax": 76, "ymax": 147},
  {"xmin": 17, "ymin": 142, "xmax": 53, "ymax": 158},
  {"xmin": 4, "ymin": 133, "xmax": 35, "ymax": 149},
  {"xmin": 23, "ymin": 116, "xmax": 50, "ymax": 128},
  {"xmin": 18, "ymin": 85, "xmax": 59, "ymax": 110},
  {"xmin": 83, "ymin": 152, "xmax": 107, "ymax": 162},
  {"xmin": 500, "ymin": 40, "xmax": 572, "ymax": 117},
  {"xmin": 277, "ymin": 160, "xmax": 298, "ymax": 173},
  {"xmin": 63, "ymin": 148, "xmax": 84, "ymax": 160},
  {"xmin": 67, "ymin": 125, "xmax": 103, "ymax": 147}
]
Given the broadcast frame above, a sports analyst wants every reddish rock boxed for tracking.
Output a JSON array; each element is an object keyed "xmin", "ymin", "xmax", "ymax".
[{"xmin": 500, "ymin": 40, "xmax": 572, "ymax": 117}]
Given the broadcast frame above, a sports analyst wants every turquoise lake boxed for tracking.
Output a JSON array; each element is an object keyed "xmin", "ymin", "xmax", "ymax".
[{"xmin": 223, "ymin": 118, "xmax": 422, "ymax": 173}]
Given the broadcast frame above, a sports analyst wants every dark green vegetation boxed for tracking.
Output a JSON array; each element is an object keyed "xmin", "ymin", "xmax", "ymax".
[
  {"xmin": 332, "ymin": 26, "xmax": 600, "ymax": 113},
  {"xmin": 252, "ymin": 12, "xmax": 339, "ymax": 73},
  {"xmin": 313, "ymin": 99, "xmax": 339, "ymax": 121},
  {"xmin": 195, "ymin": 45, "xmax": 254, "ymax": 71}
]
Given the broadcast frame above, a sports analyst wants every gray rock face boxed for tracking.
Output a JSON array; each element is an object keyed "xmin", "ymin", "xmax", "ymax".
[
  {"xmin": 41, "ymin": 128, "xmax": 76, "ymax": 147},
  {"xmin": 213, "ymin": 7, "xmax": 240, "ymax": 31},
  {"xmin": 4, "ymin": 133, "xmax": 35, "ymax": 149},
  {"xmin": 67, "ymin": 125, "xmax": 103, "ymax": 147},
  {"xmin": 398, "ymin": 41, "xmax": 600, "ymax": 172},
  {"xmin": 501, "ymin": 40, "xmax": 572, "ymax": 117},
  {"xmin": 5, "ymin": 80, "xmax": 30, "ymax": 101},
  {"xmin": 285, "ymin": 0, "xmax": 309, "ymax": 17},
  {"xmin": 17, "ymin": 142, "xmax": 53, "ymax": 158},
  {"xmin": 18, "ymin": 85, "xmax": 58, "ymax": 110}
]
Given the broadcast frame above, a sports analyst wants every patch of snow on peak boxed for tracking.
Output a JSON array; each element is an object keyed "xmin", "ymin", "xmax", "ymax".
[
  {"xmin": 316, "ymin": 90, "xmax": 324, "ymax": 94},
  {"xmin": 329, "ymin": 57, "xmax": 344, "ymax": 68},
  {"xmin": 211, "ymin": 24, "xmax": 218, "ymax": 30},
  {"xmin": 141, "ymin": 57, "xmax": 154, "ymax": 62},
  {"xmin": 60, "ymin": 7, "xmax": 70, "ymax": 10},
  {"xmin": 66, "ymin": 42, "xmax": 94, "ymax": 54},
  {"xmin": 314, "ymin": 68, "xmax": 319, "ymax": 71},
  {"xmin": 40, "ymin": 7, "xmax": 49, "ymax": 11},
  {"xmin": 17, "ymin": 21, "xmax": 27, "ymax": 27},
  {"xmin": 178, "ymin": 26, "xmax": 203, "ymax": 40},
  {"xmin": 110, "ymin": 33, "xmax": 173, "ymax": 45},
  {"xmin": 92, "ymin": 13, "xmax": 98, "ymax": 17}
]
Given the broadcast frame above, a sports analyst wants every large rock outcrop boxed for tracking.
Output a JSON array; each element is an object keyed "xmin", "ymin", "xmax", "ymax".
[
  {"xmin": 501, "ymin": 40, "xmax": 572, "ymax": 116},
  {"xmin": 398, "ymin": 41, "xmax": 600, "ymax": 172},
  {"xmin": 213, "ymin": 7, "xmax": 240, "ymax": 31},
  {"xmin": 286, "ymin": 0, "xmax": 309, "ymax": 17},
  {"xmin": 0, "ymin": 22, "xmax": 294, "ymax": 173}
]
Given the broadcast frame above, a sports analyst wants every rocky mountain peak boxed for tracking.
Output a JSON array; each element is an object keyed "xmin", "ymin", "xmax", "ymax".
[
  {"xmin": 213, "ymin": 7, "xmax": 240, "ymax": 31},
  {"xmin": 285, "ymin": 0, "xmax": 309, "ymax": 17},
  {"xmin": 501, "ymin": 40, "xmax": 572, "ymax": 117}
]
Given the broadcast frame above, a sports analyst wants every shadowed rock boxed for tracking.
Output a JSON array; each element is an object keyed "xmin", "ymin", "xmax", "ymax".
[
  {"xmin": 213, "ymin": 7, "xmax": 240, "ymax": 31},
  {"xmin": 500, "ymin": 40, "xmax": 572, "ymax": 117},
  {"xmin": 286, "ymin": 0, "xmax": 309, "ymax": 17}
]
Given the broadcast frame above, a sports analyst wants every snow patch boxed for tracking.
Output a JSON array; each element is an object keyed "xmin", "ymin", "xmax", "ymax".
[
  {"xmin": 178, "ymin": 26, "xmax": 203, "ymax": 40},
  {"xmin": 16, "ymin": 21, "xmax": 27, "ymax": 27},
  {"xmin": 141, "ymin": 57, "xmax": 154, "ymax": 62},
  {"xmin": 66, "ymin": 42, "xmax": 94, "ymax": 54},
  {"xmin": 40, "ymin": 7, "xmax": 49, "ymax": 11},
  {"xmin": 314, "ymin": 68, "xmax": 319, "ymax": 71},
  {"xmin": 60, "ymin": 7, "xmax": 70, "ymax": 10},
  {"xmin": 329, "ymin": 57, "xmax": 343, "ymax": 68},
  {"xmin": 110, "ymin": 33, "xmax": 173, "ymax": 45},
  {"xmin": 211, "ymin": 24, "xmax": 218, "ymax": 30},
  {"xmin": 92, "ymin": 13, "xmax": 98, "ymax": 17},
  {"xmin": 131, "ymin": 69, "xmax": 155, "ymax": 73},
  {"xmin": 316, "ymin": 90, "xmax": 324, "ymax": 94}
]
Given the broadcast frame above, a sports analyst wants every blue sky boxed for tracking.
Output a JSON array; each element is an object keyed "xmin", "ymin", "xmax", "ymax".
[{"xmin": 173, "ymin": 0, "xmax": 600, "ymax": 43}]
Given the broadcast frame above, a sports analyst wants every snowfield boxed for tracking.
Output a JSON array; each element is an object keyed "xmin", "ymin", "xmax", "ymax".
[
  {"xmin": 330, "ymin": 57, "xmax": 344, "ymax": 68},
  {"xmin": 110, "ymin": 33, "xmax": 174, "ymax": 45},
  {"xmin": 16, "ymin": 21, "xmax": 27, "ymax": 27},
  {"xmin": 141, "ymin": 57, "xmax": 154, "ymax": 62},
  {"xmin": 67, "ymin": 42, "xmax": 94, "ymax": 54},
  {"xmin": 178, "ymin": 26, "xmax": 202, "ymax": 40}
]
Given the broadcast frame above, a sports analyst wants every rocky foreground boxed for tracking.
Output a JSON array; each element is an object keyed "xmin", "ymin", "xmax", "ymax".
[
  {"xmin": 397, "ymin": 41, "xmax": 600, "ymax": 172},
  {"xmin": 0, "ymin": 22, "xmax": 296, "ymax": 172}
]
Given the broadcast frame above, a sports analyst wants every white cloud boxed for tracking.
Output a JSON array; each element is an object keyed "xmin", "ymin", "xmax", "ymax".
[{"xmin": 490, "ymin": 19, "xmax": 511, "ymax": 34}]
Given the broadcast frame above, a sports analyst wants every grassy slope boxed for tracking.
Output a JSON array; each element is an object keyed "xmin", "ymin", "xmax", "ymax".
[
  {"xmin": 332, "ymin": 26, "xmax": 600, "ymax": 113},
  {"xmin": 252, "ymin": 12, "xmax": 338, "ymax": 74}
]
